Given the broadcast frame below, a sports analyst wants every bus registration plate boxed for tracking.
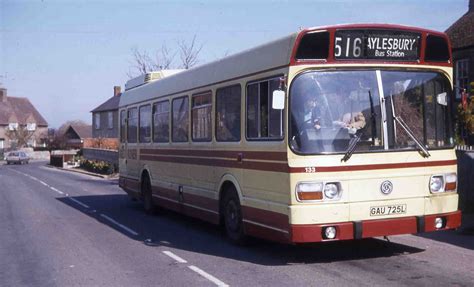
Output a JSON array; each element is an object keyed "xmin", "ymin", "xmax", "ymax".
[{"xmin": 370, "ymin": 204, "xmax": 407, "ymax": 216}]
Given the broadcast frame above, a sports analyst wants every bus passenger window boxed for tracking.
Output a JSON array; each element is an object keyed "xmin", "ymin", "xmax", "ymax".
[
  {"xmin": 172, "ymin": 96, "xmax": 189, "ymax": 142},
  {"xmin": 153, "ymin": 101, "xmax": 170, "ymax": 142},
  {"xmin": 246, "ymin": 77, "xmax": 284, "ymax": 140},
  {"xmin": 127, "ymin": 107, "xmax": 138, "ymax": 143},
  {"xmin": 216, "ymin": 85, "xmax": 241, "ymax": 142},
  {"xmin": 120, "ymin": 110, "xmax": 126, "ymax": 143},
  {"xmin": 139, "ymin": 105, "xmax": 152, "ymax": 143},
  {"xmin": 192, "ymin": 92, "xmax": 212, "ymax": 141}
]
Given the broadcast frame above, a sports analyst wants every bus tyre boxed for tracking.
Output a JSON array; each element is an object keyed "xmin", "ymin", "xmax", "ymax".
[
  {"xmin": 142, "ymin": 176, "xmax": 156, "ymax": 215},
  {"xmin": 223, "ymin": 189, "xmax": 247, "ymax": 245}
]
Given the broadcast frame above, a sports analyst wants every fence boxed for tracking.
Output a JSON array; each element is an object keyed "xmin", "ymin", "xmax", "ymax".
[{"xmin": 82, "ymin": 148, "xmax": 119, "ymax": 167}]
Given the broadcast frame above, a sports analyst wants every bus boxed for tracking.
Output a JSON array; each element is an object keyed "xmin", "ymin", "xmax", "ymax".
[{"xmin": 118, "ymin": 24, "xmax": 461, "ymax": 244}]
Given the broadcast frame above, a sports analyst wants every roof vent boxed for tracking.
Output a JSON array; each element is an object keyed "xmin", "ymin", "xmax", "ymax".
[{"xmin": 125, "ymin": 70, "xmax": 184, "ymax": 91}]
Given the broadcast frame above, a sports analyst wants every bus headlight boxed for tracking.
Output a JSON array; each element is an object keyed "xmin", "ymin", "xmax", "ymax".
[
  {"xmin": 324, "ymin": 182, "xmax": 342, "ymax": 200},
  {"xmin": 430, "ymin": 176, "xmax": 444, "ymax": 193}
]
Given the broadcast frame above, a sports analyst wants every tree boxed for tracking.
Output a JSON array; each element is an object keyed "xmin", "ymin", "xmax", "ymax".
[
  {"xmin": 127, "ymin": 44, "xmax": 176, "ymax": 78},
  {"xmin": 177, "ymin": 35, "xmax": 203, "ymax": 70},
  {"xmin": 6, "ymin": 125, "xmax": 34, "ymax": 149},
  {"xmin": 127, "ymin": 35, "xmax": 203, "ymax": 78}
]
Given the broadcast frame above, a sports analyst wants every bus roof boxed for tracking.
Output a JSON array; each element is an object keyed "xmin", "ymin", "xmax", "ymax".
[{"xmin": 120, "ymin": 32, "xmax": 298, "ymax": 107}]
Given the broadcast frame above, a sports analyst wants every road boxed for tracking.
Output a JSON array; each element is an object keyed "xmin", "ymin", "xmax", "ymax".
[{"xmin": 1, "ymin": 161, "xmax": 474, "ymax": 287}]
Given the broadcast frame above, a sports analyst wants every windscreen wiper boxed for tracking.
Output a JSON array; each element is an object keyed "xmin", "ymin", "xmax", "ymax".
[
  {"xmin": 394, "ymin": 116, "xmax": 431, "ymax": 158},
  {"xmin": 389, "ymin": 95, "xmax": 430, "ymax": 158},
  {"xmin": 341, "ymin": 133, "xmax": 362, "ymax": 162}
]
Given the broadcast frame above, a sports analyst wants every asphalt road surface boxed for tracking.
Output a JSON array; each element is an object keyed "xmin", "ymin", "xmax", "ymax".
[{"xmin": 1, "ymin": 161, "xmax": 474, "ymax": 287}]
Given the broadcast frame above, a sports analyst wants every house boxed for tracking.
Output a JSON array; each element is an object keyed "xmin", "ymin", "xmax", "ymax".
[
  {"xmin": 90, "ymin": 86, "xmax": 121, "ymax": 150},
  {"xmin": 63, "ymin": 124, "xmax": 92, "ymax": 149},
  {"xmin": 446, "ymin": 0, "xmax": 474, "ymax": 99},
  {"xmin": 0, "ymin": 87, "xmax": 48, "ymax": 150}
]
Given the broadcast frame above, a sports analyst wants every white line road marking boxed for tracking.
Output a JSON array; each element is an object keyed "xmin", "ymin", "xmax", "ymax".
[
  {"xmin": 9, "ymin": 166, "xmax": 228, "ymax": 286},
  {"xmin": 188, "ymin": 265, "xmax": 228, "ymax": 287},
  {"xmin": 39, "ymin": 181, "xmax": 49, "ymax": 187},
  {"xmin": 100, "ymin": 214, "xmax": 139, "ymax": 236},
  {"xmin": 50, "ymin": 187, "xmax": 64, "ymax": 195},
  {"xmin": 68, "ymin": 197, "xmax": 90, "ymax": 209},
  {"xmin": 162, "ymin": 251, "xmax": 188, "ymax": 263}
]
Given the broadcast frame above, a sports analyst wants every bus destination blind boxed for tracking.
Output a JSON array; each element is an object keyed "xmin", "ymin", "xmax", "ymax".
[{"xmin": 334, "ymin": 30, "xmax": 420, "ymax": 61}]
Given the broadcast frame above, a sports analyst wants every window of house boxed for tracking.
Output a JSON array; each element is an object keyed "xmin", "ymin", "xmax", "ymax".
[
  {"xmin": 139, "ymin": 105, "xmax": 152, "ymax": 143},
  {"xmin": 456, "ymin": 59, "xmax": 469, "ymax": 99},
  {"xmin": 8, "ymin": 123, "xmax": 18, "ymax": 131},
  {"xmin": 120, "ymin": 110, "xmax": 126, "ymax": 143},
  {"xmin": 153, "ymin": 101, "xmax": 170, "ymax": 142},
  {"xmin": 94, "ymin": 113, "xmax": 101, "ymax": 130},
  {"xmin": 192, "ymin": 91, "xmax": 212, "ymax": 141},
  {"xmin": 127, "ymin": 108, "xmax": 138, "ymax": 143},
  {"xmin": 246, "ymin": 77, "xmax": 284, "ymax": 140},
  {"xmin": 172, "ymin": 96, "xmax": 189, "ymax": 142},
  {"xmin": 26, "ymin": 123, "xmax": 36, "ymax": 131},
  {"xmin": 216, "ymin": 85, "xmax": 241, "ymax": 141},
  {"xmin": 108, "ymin": 112, "xmax": 113, "ymax": 129}
]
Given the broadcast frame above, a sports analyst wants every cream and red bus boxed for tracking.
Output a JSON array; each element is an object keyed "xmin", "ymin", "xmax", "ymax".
[{"xmin": 119, "ymin": 24, "xmax": 461, "ymax": 244}]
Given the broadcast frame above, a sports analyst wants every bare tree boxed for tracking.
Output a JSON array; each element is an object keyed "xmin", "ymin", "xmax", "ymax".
[
  {"xmin": 6, "ymin": 125, "xmax": 34, "ymax": 149},
  {"xmin": 127, "ymin": 44, "xmax": 177, "ymax": 78},
  {"xmin": 177, "ymin": 35, "xmax": 203, "ymax": 69},
  {"xmin": 127, "ymin": 48, "xmax": 154, "ymax": 78}
]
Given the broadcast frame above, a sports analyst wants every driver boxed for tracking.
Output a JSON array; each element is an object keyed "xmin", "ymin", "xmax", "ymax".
[
  {"xmin": 332, "ymin": 90, "xmax": 366, "ymax": 135},
  {"xmin": 303, "ymin": 96, "xmax": 322, "ymax": 130}
]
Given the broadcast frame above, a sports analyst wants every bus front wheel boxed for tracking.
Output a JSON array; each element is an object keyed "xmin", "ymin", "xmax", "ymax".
[{"xmin": 223, "ymin": 189, "xmax": 247, "ymax": 244}]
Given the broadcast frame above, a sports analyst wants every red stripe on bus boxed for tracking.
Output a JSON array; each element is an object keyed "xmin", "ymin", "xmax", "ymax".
[
  {"xmin": 140, "ymin": 149, "xmax": 288, "ymax": 161},
  {"xmin": 362, "ymin": 217, "xmax": 417, "ymax": 238},
  {"xmin": 289, "ymin": 159, "xmax": 457, "ymax": 173},
  {"xmin": 140, "ymin": 154, "xmax": 290, "ymax": 173}
]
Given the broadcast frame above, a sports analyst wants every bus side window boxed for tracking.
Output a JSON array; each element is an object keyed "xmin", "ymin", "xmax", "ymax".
[
  {"xmin": 246, "ymin": 77, "xmax": 284, "ymax": 140},
  {"xmin": 139, "ymin": 104, "xmax": 152, "ymax": 143},
  {"xmin": 216, "ymin": 85, "xmax": 241, "ymax": 142},
  {"xmin": 172, "ymin": 96, "xmax": 189, "ymax": 142},
  {"xmin": 120, "ymin": 110, "xmax": 126, "ymax": 143},
  {"xmin": 127, "ymin": 107, "xmax": 138, "ymax": 143},
  {"xmin": 192, "ymin": 91, "xmax": 212, "ymax": 142},
  {"xmin": 153, "ymin": 101, "xmax": 170, "ymax": 143}
]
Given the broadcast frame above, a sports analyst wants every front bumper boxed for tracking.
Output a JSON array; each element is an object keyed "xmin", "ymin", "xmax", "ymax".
[{"xmin": 290, "ymin": 210, "xmax": 461, "ymax": 243}]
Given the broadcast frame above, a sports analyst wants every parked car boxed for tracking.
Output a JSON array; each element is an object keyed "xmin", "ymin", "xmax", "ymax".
[{"xmin": 5, "ymin": 151, "xmax": 30, "ymax": 165}]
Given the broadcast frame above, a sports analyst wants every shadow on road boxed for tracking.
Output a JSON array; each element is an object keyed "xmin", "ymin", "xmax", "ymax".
[
  {"xmin": 57, "ymin": 194, "xmax": 424, "ymax": 266},
  {"xmin": 416, "ymin": 228, "xmax": 474, "ymax": 251}
]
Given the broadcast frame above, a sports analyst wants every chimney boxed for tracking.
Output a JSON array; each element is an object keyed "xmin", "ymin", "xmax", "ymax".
[
  {"xmin": 0, "ymin": 88, "xmax": 6, "ymax": 103},
  {"xmin": 114, "ymin": 86, "xmax": 121, "ymax": 97}
]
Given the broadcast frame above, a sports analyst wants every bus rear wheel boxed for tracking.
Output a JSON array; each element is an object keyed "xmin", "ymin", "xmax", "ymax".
[
  {"xmin": 142, "ymin": 175, "xmax": 156, "ymax": 214},
  {"xmin": 223, "ymin": 188, "xmax": 247, "ymax": 244}
]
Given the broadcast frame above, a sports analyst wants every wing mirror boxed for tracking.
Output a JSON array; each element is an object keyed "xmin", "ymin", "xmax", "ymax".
[
  {"xmin": 272, "ymin": 90, "xmax": 285, "ymax": 110},
  {"xmin": 436, "ymin": 92, "xmax": 448, "ymax": 106}
]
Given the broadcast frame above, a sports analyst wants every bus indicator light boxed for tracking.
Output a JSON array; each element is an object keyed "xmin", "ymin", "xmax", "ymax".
[
  {"xmin": 296, "ymin": 182, "xmax": 324, "ymax": 201},
  {"xmin": 444, "ymin": 173, "xmax": 457, "ymax": 192}
]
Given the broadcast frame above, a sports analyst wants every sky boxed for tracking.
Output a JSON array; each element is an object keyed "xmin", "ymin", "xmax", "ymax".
[{"xmin": 0, "ymin": 0, "xmax": 470, "ymax": 128}]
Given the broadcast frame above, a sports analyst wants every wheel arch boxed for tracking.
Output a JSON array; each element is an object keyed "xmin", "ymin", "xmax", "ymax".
[{"xmin": 217, "ymin": 173, "xmax": 244, "ymax": 225}]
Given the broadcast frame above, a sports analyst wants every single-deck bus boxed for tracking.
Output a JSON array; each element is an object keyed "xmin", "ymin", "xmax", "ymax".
[{"xmin": 119, "ymin": 24, "xmax": 461, "ymax": 244}]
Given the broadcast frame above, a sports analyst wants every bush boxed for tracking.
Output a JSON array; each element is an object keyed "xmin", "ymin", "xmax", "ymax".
[{"xmin": 80, "ymin": 159, "xmax": 114, "ymax": 175}]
